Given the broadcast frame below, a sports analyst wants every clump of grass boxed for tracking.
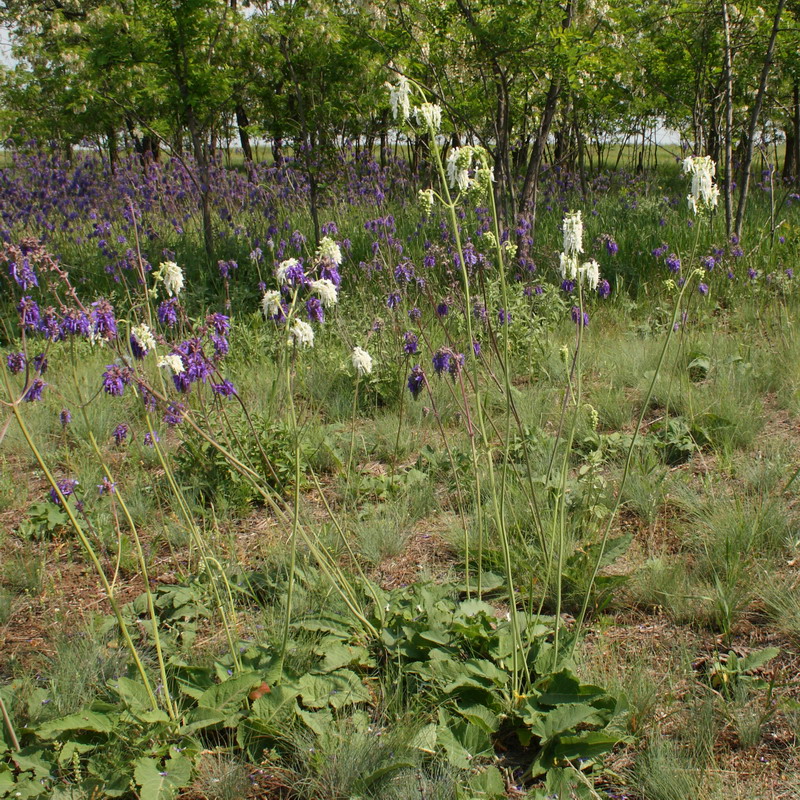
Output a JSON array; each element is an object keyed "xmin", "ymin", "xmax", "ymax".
[
  {"xmin": 2, "ymin": 550, "xmax": 45, "ymax": 595},
  {"xmin": 35, "ymin": 630, "xmax": 130, "ymax": 721},
  {"xmin": 193, "ymin": 754, "xmax": 252, "ymax": 800}
]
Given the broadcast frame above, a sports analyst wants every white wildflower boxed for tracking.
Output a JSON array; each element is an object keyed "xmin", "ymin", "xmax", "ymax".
[
  {"xmin": 387, "ymin": 74, "xmax": 411, "ymax": 123},
  {"xmin": 560, "ymin": 252, "xmax": 579, "ymax": 281},
  {"xmin": 310, "ymin": 278, "xmax": 338, "ymax": 308},
  {"xmin": 351, "ymin": 346, "xmax": 373, "ymax": 377},
  {"xmin": 261, "ymin": 289, "xmax": 282, "ymax": 318},
  {"xmin": 419, "ymin": 188, "xmax": 435, "ymax": 216},
  {"xmin": 156, "ymin": 261, "xmax": 184, "ymax": 297},
  {"xmin": 316, "ymin": 236, "xmax": 342, "ymax": 266},
  {"xmin": 562, "ymin": 211, "xmax": 584, "ymax": 255},
  {"xmin": 579, "ymin": 259, "xmax": 601, "ymax": 291},
  {"xmin": 446, "ymin": 147, "xmax": 473, "ymax": 192},
  {"xmin": 415, "ymin": 102, "xmax": 442, "ymax": 132},
  {"xmin": 158, "ymin": 354, "xmax": 185, "ymax": 374},
  {"xmin": 131, "ymin": 323, "xmax": 156, "ymax": 353},
  {"xmin": 683, "ymin": 155, "xmax": 719, "ymax": 214},
  {"xmin": 289, "ymin": 319, "xmax": 314, "ymax": 349},
  {"xmin": 276, "ymin": 258, "xmax": 300, "ymax": 285}
]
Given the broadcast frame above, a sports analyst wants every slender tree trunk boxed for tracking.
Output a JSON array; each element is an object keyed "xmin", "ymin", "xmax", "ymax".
[
  {"xmin": 721, "ymin": 0, "xmax": 734, "ymax": 238},
  {"xmin": 235, "ymin": 103, "xmax": 253, "ymax": 162},
  {"xmin": 734, "ymin": 0, "xmax": 785, "ymax": 239}
]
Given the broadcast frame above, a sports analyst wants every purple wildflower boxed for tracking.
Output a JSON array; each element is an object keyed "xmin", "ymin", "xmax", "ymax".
[
  {"xmin": 403, "ymin": 332, "xmax": 419, "ymax": 355},
  {"xmin": 217, "ymin": 260, "xmax": 238, "ymax": 279},
  {"xmin": 407, "ymin": 365, "xmax": 425, "ymax": 399},
  {"xmin": 436, "ymin": 301, "xmax": 449, "ymax": 317},
  {"xmin": 130, "ymin": 333, "xmax": 148, "ymax": 360},
  {"xmin": 386, "ymin": 292, "xmax": 401, "ymax": 310},
  {"xmin": 432, "ymin": 349, "xmax": 451, "ymax": 376},
  {"xmin": 652, "ymin": 243, "xmax": 669, "ymax": 258},
  {"xmin": 605, "ymin": 237, "xmax": 618, "ymax": 255},
  {"xmin": 97, "ymin": 477, "xmax": 116, "ymax": 496},
  {"xmin": 32, "ymin": 353, "xmax": 47, "ymax": 374},
  {"xmin": 665, "ymin": 254, "xmax": 681, "ymax": 273},
  {"xmin": 91, "ymin": 299, "xmax": 117, "ymax": 340},
  {"xmin": 731, "ymin": 246, "xmax": 744, "ymax": 258},
  {"xmin": 143, "ymin": 432, "xmax": 160, "ymax": 447},
  {"xmin": 698, "ymin": 283, "xmax": 709, "ymax": 295},
  {"xmin": 49, "ymin": 479, "xmax": 78, "ymax": 505},
  {"xmin": 408, "ymin": 307, "xmax": 421, "ymax": 321},
  {"xmin": 211, "ymin": 334, "xmax": 229, "ymax": 358},
  {"xmin": 9, "ymin": 258, "xmax": 38, "ymax": 290},
  {"xmin": 702, "ymin": 255, "xmax": 716, "ymax": 271},
  {"xmin": 498, "ymin": 309, "xmax": 511, "ymax": 325},
  {"xmin": 157, "ymin": 298, "xmax": 179, "ymax": 327},
  {"xmin": 394, "ymin": 261, "xmax": 414, "ymax": 283},
  {"xmin": 163, "ymin": 403, "xmax": 185, "ymax": 427},
  {"xmin": 748, "ymin": 268, "xmax": 758, "ymax": 280},
  {"xmin": 306, "ymin": 297, "xmax": 324, "ymax": 323},
  {"xmin": 61, "ymin": 309, "xmax": 90, "ymax": 337},
  {"xmin": 23, "ymin": 378, "xmax": 46, "ymax": 402},
  {"xmin": 112, "ymin": 423, "xmax": 129, "ymax": 445},
  {"xmin": 6, "ymin": 352, "xmax": 25, "ymax": 374},
  {"xmin": 571, "ymin": 307, "xmax": 590, "ymax": 327},
  {"xmin": 207, "ymin": 313, "xmax": 230, "ymax": 336},
  {"xmin": 561, "ymin": 279, "xmax": 575, "ymax": 293},
  {"xmin": 212, "ymin": 380, "xmax": 237, "ymax": 397},
  {"xmin": 102, "ymin": 364, "xmax": 132, "ymax": 397},
  {"xmin": 17, "ymin": 296, "xmax": 40, "ymax": 328},
  {"xmin": 597, "ymin": 279, "xmax": 611, "ymax": 298},
  {"xmin": 473, "ymin": 340, "xmax": 481, "ymax": 357},
  {"xmin": 320, "ymin": 263, "xmax": 341, "ymax": 288},
  {"xmin": 60, "ymin": 409, "xmax": 72, "ymax": 427}
]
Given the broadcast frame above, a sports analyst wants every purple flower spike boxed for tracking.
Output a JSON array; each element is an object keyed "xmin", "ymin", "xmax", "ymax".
[
  {"xmin": 163, "ymin": 403, "xmax": 185, "ymax": 427},
  {"xmin": 597, "ymin": 279, "xmax": 611, "ymax": 299},
  {"xmin": 18, "ymin": 296, "xmax": 40, "ymax": 329},
  {"xmin": 665, "ymin": 254, "xmax": 681, "ymax": 273},
  {"xmin": 6, "ymin": 352, "xmax": 26, "ymax": 374},
  {"xmin": 571, "ymin": 307, "xmax": 590, "ymax": 327},
  {"xmin": 49, "ymin": 478, "xmax": 78, "ymax": 505},
  {"xmin": 403, "ymin": 332, "xmax": 419, "ymax": 355},
  {"xmin": 158, "ymin": 298, "xmax": 179, "ymax": 327},
  {"xmin": 60, "ymin": 409, "xmax": 72, "ymax": 427},
  {"xmin": 407, "ymin": 365, "xmax": 425, "ymax": 399},
  {"xmin": 212, "ymin": 380, "xmax": 237, "ymax": 397},
  {"xmin": 102, "ymin": 364, "xmax": 132, "ymax": 397},
  {"xmin": 698, "ymin": 283, "xmax": 709, "ymax": 295},
  {"xmin": 23, "ymin": 378, "xmax": 47, "ymax": 402},
  {"xmin": 112, "ymin": 423, "xmax": 129, "ymax": 445}
]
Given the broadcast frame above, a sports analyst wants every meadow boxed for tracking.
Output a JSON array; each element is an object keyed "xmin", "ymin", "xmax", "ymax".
[{"xmin": 0, "ymin": 120, "xmax": 799, "ymax": 800}]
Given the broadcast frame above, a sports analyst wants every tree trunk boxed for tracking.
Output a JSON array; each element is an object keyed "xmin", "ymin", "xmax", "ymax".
[
  {"xmin": 734, "ymin": 0, "xmax": 785, "ymax": 239},
  {"xmin": 721, "ymin": 0, "xmax": 734, "ymax": 238},
  {"xmin": 235, "ymin": 103, "xmax": 253, "ymax": 162}
]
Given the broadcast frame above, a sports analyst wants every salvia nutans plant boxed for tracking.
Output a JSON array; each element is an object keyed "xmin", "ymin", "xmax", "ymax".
[{"xmin": 0, "ymin": 74, "xmax": 798, "ymax": 800}]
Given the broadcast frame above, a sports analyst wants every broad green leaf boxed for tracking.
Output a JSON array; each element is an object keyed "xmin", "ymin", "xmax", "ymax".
[
  {"xmin": 298, "ymin": 670, "xmax": 370, "ymax": 709},
  {"xmin": 436, "ymin": 711, "xmax": 493, "ymax": 769},
  {"xmin": 409, "ymin": 723, "xmax": 437, "ymax": 753},
  {"xmin": 114, "ymin": 677, "xmax": 152, "ymax": 712},
  {"xmin": 738, "ymin": 647, "xmax": 779, "ymax": 673},
  {"xmin": 196, "ymin": 672, "xmax": 263, "ymax": 714},
  {"xmin": 133, "ymin": 755, "xmax": 192, "ymax": 800},
  {"xmin": 36, "ymin": 710, "xmax": 115, "ymax": 739},
  {"xmin": 467, "ymin": 765, "xmax": 505, "ymax": 798},
  {"xmin": 455, "ymin": 703, "xmax": 500, "ymax": 734},
  {"xmin": 179, "ymin": 707, "xmax": 227, "ymax": 735}
]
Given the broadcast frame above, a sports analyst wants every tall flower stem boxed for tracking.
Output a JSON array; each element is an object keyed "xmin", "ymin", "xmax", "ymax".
[{"xmin": 2, "ymin": 373, "xmax": 159, "ymax": 712}]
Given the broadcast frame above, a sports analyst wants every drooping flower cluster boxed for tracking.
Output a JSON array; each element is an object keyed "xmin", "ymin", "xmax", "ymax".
[
  {"xmin": 387, "ymin": 74, "xmax": 411, "ymax": 122},
  {"xmin": 351, "ymin": 346, "xmax": 373, "ymax": 377},
  {"xmin": 682, "ymin": 155, "xmax": 720, "ymax": 214}
]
